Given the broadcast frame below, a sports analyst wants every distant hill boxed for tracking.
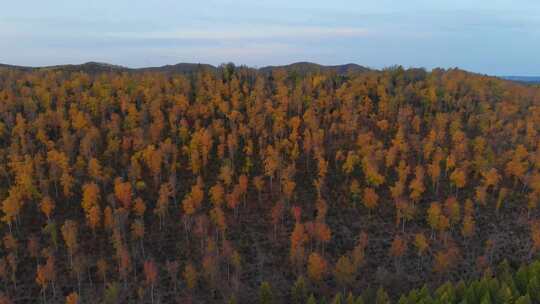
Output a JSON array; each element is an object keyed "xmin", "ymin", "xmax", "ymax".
[
  {"xmin": 259, "ymin": 61, "xmax": 370, "ymax": 74},
  {"xmin": 138, "ymin": 63, "xmax": 217, "ymax": 74},
  {"xmin": 43, "ymin": 62, "xmax": 129, "ymax": 73},
  {"xmin": 0, "ymin": 62, "xmax": 129, "ymax": 73},
  {"xmin": 0, "ymin": 61, "xmax": 370, "ymax": 75},
  {"xmin": 501, "ymin": 76, "xmax": 540, "ymax": 84},
  {"xmin": 0, "ymin": 63, "xmax": 33, "ymax": 71}
]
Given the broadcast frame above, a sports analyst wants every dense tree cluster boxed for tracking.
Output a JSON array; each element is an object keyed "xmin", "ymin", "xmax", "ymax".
[
  {"xmin": 267, "ymin": 259, "xmax": 540, "ymax": 304},
  {"xmin": 0, "ymin": 65, "xmax": 539, "ymax": 303}
]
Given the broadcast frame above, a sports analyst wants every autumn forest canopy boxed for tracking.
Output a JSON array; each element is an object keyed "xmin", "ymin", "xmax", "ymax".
[{"xmin": 0, "ymin": 64, "xmax": 540, "ymax": 303}]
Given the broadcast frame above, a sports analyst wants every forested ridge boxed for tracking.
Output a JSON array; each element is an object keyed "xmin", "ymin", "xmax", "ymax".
[{"xmin": 0, "ymin": 64, "xmax": 539, "ymax": 303}]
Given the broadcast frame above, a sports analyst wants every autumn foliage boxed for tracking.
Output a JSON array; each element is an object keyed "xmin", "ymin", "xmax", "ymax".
[{"xmin": 0, "ymin": 65, "xmax": 539, "ymax": 302}]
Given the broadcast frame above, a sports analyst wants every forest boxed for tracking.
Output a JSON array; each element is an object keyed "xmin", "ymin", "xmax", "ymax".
[{"xmin": 0, "ymin": 64, "xmax": 539, "ymax": 303}]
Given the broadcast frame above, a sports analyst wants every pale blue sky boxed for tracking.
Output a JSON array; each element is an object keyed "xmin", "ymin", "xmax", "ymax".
[{"xmin": 1, "ymin": 0, "xmax": 539, "ymax": 75}]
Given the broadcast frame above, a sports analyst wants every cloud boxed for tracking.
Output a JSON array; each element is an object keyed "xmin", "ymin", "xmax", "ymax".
[{"xmin": 104, "ymin": 25, "xmax": 370, "ymax": 41}]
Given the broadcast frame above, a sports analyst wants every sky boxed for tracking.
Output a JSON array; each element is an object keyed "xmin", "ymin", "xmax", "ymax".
[{"xmin": 1, "ymin": 0, "xmax": 539, "ymax": 75}]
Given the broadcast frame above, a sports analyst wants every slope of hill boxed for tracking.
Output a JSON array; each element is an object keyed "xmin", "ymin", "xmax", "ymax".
[{"xmin": 0, "ymin": 65, "xmax": 539, "ymax": 303}]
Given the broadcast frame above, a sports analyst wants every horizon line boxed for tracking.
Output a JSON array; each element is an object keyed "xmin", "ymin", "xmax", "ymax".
[{"xmin": 1, "ymin": 60, "xmax": 538, "ymax": 78}]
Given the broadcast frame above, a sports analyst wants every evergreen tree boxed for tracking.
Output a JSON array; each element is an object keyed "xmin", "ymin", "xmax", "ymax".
[{"xmin": 259, "ymin": 281, "xmax": 274, "ymax": 304}]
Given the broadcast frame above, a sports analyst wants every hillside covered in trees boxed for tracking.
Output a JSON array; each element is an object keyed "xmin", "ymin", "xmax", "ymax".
[{"xmin": 0, "ymin": 64, "xmax": 539, "ymax": 303}]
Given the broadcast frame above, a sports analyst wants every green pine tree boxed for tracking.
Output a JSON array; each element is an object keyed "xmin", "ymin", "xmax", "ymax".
[
  {"xmin": 376, "ymin": 287, "xmax": 390, "ymax": 304},
  {"xmin": 227, "ymin": 295, "xmax": 238, "ymax": 304},
  {"xmin": 514, "ymin": 295, "xmax": 532, "ymax": 304},
  {"xmin": 480, "ymin": 292, "xmax": 492, "ymax": 304},
  {"xmin": 259, "ymin": 281, "xmax": 273, "ymax": 304},
  {"xmin": 497, "ymin": 283, "xmax": 514, "ymax": 303},
  {"xmin": 332, "ymin": 292, "xmax": 343, "ymax": 304},
  {"xmin": 291, "ymin": 276, "xmax": 308, "ymax": 304},
  {"xmin": 345, "ymin": 292, "xmax": 357, "ymax": 304},
  {"xmin": 307, "ymin": 294, "xmax": 317, "ymax": 304},
  {"xmin": 527, "ymin": 276, "xmax": 540, "ymax": 302}
]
